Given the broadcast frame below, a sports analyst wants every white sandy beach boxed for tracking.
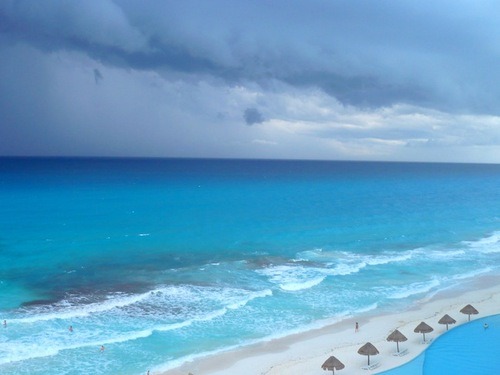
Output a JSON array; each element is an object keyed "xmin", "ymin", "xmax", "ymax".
[{"xmin": 159, "ymin": 275, "xmax": 500, "ymax": 375}]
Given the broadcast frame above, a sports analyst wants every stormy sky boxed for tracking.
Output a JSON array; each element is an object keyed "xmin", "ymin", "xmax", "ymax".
[{"xmin": 1, "ymin": 0, "xmax": 500, "ymax": 162}]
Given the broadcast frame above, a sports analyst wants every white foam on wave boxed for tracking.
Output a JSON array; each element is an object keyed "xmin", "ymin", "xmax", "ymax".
[
  {"xmin": 376, "ymin": 243, "xmax": 476, "ymax": 265},
  {"xmin": 0, "ymin": 326, "xmax": 157, "ymax": 365},
  {"xmin": 462, "ymin": 231, "xmax": 500, "ymax": 254},
  {"xmin": 328, "ymin": 251, "xmax": 413, "ymax": 275},
  {"xmin": 407, "ymin": 243, "xmax": 469, "ymax": 261},
  {"xmin": 259, "ymin": 251, "xmax": 372, "ymax": 291},
  {"xmin": 257, "ymin": 264, "xmax": 328, "ymax": 292},
  {"xmin": 280, "ymin": 276, "xmax": 326, "ymax": 291},
  {"xmin": 143, "ymin": 309, "xmax": 227, "ymax": 337},
  {"xmin": 363, "ymin": 252, "xmax": 414, "ymax": 265},
  {"xmin": 151, "ymin": 290, "xmax": 272, "ymax": 335},
  {"xmin": 154, "ymin": 289, "xmax": 272, "ymax": 333},
  {"xmin": 0, "ymin": 343, "xmax": 60, "ymax": 365},
  {"xmin": 11, "ymin": 290, "xmax": 156, "ymax": 324},
  {"xmin": 259, "ymin": 248, "xmax": 419, "ymax": 292},
  {"xmin": 11, "ymin": 282, "xmax": 273, "ymax": 325},
  {"xmin": 227, "ymin": 289, "xmax": 272, "ymax": 309},
  {"xmin": 298, "ymin": 248, "xmax": 416, "ymax": 275},
  {"xmin": 2, "ymin": 285, "xmax": 273, "ymax": 365},
  {"xmin": 327, "ymin": 262, "xmax": 366, "ymax": 276},
  {"xmin": 293, "ymin": 248, "xmax": 324, "ymax": 261},
  {"xmin": 354, "ymin": 302, "xmax": 379, "ymax": 315},
  {"xmin": 418, "ymin": 267, "xmax": 496, "ymax": 302},
  {"xmin": 386, "ymin": 278, "xmax": 441, "ymax": 299},
  {"xmin": 298, "ymin": 248, "xmax": 414, "ymax": 265},
  {"xmin": 428, "ymin": 249, "xmax": 466, "ymax": 258},
  {"xmin": 449, "ymin": 267, "xmax": 493, "ymax": 281},
  {"xmin": 150, "ymin": 336, "xmax": 266, "ymax": 374}
]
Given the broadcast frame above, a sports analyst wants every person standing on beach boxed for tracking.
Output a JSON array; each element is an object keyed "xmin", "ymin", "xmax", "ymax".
[{"xmin": 355, "ymin": 322, "xmax": 359, "ymax": 332}]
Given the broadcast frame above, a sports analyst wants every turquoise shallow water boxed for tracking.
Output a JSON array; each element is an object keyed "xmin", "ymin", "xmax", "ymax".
[
  {"xmin": 380, "ymin": 315, "xmax": 500, "ymax": 375},
  {"xmin": 1, "ymin": 158, "xmax": 500, "ymax": 374}
]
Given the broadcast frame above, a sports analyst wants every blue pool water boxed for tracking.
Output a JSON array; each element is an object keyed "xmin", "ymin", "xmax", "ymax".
[
  {"xmin": 1, "ymin": 158, "xmax": 500, "ymax": 374},
  {"xmin": 380, "ymin": 315, "xmax": 500, "ymax": 375}
]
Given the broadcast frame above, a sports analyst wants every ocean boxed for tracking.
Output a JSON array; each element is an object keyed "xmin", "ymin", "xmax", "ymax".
[{"xmin": 1, "ymin": 157, "xmax": 499, "ymax": 375}]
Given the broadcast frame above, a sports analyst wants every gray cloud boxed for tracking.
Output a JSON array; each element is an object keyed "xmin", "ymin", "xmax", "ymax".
[
  {"xmin": 244, "ymin": 108, "xmax": 265, "ymax": 126},
  {"xmin": 1, "ymin": 1, "xmax": 500, "ymax": 113},
  {"xmin": 1, "ymin": 1, "xmax": 500, "ymax": 162}
]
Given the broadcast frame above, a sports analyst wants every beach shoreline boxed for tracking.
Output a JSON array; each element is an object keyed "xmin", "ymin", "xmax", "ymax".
[{"xmin": 157, "ymin": 274, "xmax": 500, "ymax": 375}]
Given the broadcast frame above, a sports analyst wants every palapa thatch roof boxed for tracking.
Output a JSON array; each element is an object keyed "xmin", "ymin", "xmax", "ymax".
[
  {"xmin": 438, "ymin": 314, "xmax": 456, "ymax": 330},
  {"xmin": 387, "ymin": 329, "xmax": 408, "ymax": 352},
  {"xmin": 460, "ymin": 304, "xmax": 479, "ymax": 321},
  {"xmin": 414, "ymin": 321, "xmax": 433, "ymax": 333},
  {"xmin": 438, "ymin": 314, "xmax": 456, "ymax": 325},
  {"xmin": 321, "ymin": 355, "xmax": 345, "ymax": 373},
  {"xmin": 387, "ymin": 329, "xmax": 408, "ymax": 342},
  {"xmin": 357, "ymin": 342, "xmax": 380, "ymax": 355},
  {"xmin": 460, "ymin": 304, "xmax": 478, "ymax": 314},
  {"xmin": 357, "ymin": 342, "xmax": 379, "ymax": 366}
]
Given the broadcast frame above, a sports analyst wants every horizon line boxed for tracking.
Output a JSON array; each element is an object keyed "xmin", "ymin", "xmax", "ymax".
[{"xmin": 1, "ymin": 155, "xmax": 499, "ymax": 166}]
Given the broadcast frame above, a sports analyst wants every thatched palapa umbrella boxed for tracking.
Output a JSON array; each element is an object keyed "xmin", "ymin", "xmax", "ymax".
[
  {"xmin": 460, "ymin": 304, "xmax": 478, "ymax": 321},
  {"xmin": 321, "ymin": 355, "xmax": 345, "ymax": 374},
  {"xmin": 358, "ymin": 342, "xmax": 379, "ymax": 366},
  {"xmin": 387, "ymin": 329, "xmax": 407, "ymax": 352},
  {"xmin": 414, "ymin": 322, "xmax": 433, "ymax": 343},
  {"xmin": 438, "ymin": 314, "xmax": 456, "ymax": 330}
]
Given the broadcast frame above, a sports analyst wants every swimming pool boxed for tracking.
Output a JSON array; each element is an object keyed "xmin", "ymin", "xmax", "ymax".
[{"xmin": 379, "ymin": 314, "xmax": 500, "ymax": 375}]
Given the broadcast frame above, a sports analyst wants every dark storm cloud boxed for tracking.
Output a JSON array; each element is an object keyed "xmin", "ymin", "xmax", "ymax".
[
  {"xmin": 1, "ymin": 1, "xmax": 500, "ymax": 163},
  {"xmin": 2, "ymin": 0, "xmax": 500, "ymax": 113},
  {"xmin": 244, "ymin": 108, "xmax": 265, "ymax": 126},
  {"xmin": 0, "ymin": 0, "xmax": 230, "ymax": 76}
]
